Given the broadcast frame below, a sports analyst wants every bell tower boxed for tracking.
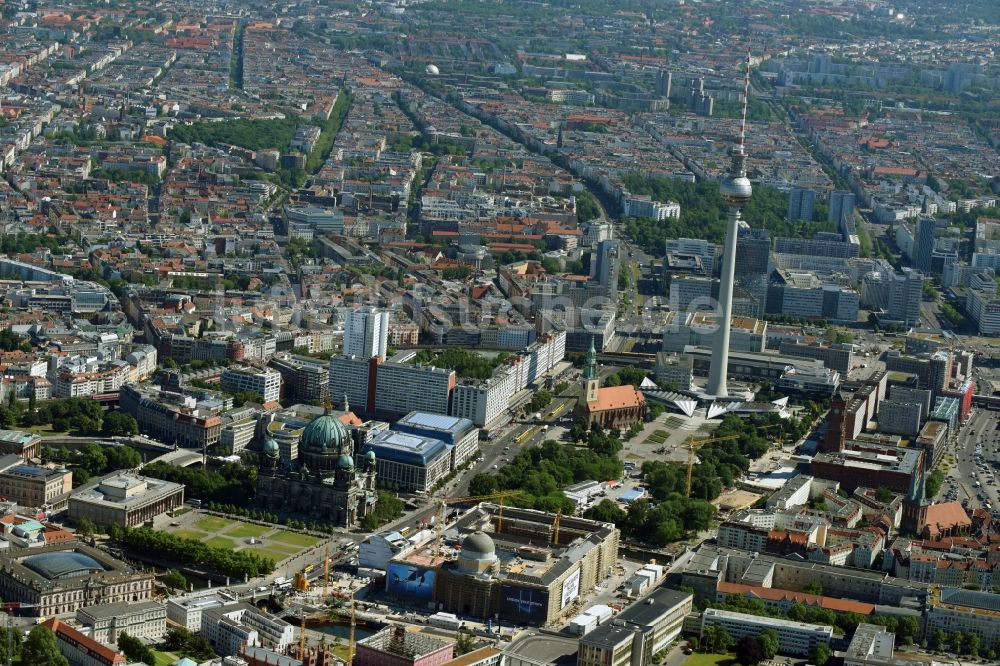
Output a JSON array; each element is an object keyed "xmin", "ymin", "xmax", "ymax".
[{"xmin": 582, "ymin": 337, "xmax": 600, "ymax": 404}]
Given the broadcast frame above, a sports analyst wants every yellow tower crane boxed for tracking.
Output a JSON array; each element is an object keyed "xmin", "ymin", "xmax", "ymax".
[
  {"xmin": 683, "ymin": 425, "xmax": 778, "ymax": 498},
  {"xmin": 431, "ymin": 491, "xmax": 525, "ymax": 555}
]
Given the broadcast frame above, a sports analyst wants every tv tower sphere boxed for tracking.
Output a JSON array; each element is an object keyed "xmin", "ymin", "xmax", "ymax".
[{"xmin": 720, "ymin": 172, "xmax": 752, "ymax": 206}]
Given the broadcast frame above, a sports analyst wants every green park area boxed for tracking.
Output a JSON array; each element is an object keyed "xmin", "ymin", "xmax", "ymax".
[
  {"xmin": 646, "ymin": 430, "xmax": 670, "ymax": 445},
  {"xmin": 168, "ymin": 515, "xmax": 321, "ymax": 564}
]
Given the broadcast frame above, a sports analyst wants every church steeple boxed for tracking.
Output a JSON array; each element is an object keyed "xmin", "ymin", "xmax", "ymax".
[
  {"xmin": 582, "ymin": 337, "xmax": 600, "ymax": 403},
  {"xmin": 582, "ymin": 337, "xmax": 598, "ymax": 380}
]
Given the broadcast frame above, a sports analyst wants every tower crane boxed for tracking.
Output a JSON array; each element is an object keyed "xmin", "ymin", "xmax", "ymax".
[
  {"xmin": 430, "ymin": 491, "xmax": 524, "ymax": 555},
  {"xmin": 683, "ymin": 425, "xmax": 778, "ymax": 498}
]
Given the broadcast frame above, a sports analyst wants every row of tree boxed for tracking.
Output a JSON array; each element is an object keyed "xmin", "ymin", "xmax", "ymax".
[
  {"xmin": 142, "ymin": 461, "xmax": 257, "ymax": 505},
  {"xmin": 468, "ymin": 437, "xmax": 623, "ymax": 514},
  {"xmin": 110, "ymin": 525, "xmax": 275, "ymax": 577},
  {"xmin": 359, "ymin": 491, "xmax": 406, "ymax": 531},
  {"xmin": 42, "ymin": 442, "xmax": 142, "ymax": 485}
]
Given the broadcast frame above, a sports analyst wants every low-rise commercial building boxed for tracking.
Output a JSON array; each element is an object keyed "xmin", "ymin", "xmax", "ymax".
[
  {"xmin": 578, "ymin": 588, "xmax": 693, "ymax": 666},
  {"xmin": 76, "ymin": 600, "xmax": 167, "ymax": 644},
  {"xmin": 695, "ymin": 608, "xmax": 833, "ymax": 656},
  {"xmin": 42, "ymin": 618, "xmax": 128, "ymax": 666},
  {"xmin": 119, "ymin": 384, "xmax": 223, "ymax": 449},
  {"xmin": 202, "ymin": 602, "xmax": 295, "ymax": 657},
  {"xmin": 220, "ymin": 366, "xmax": 282, "ymax": 404}
]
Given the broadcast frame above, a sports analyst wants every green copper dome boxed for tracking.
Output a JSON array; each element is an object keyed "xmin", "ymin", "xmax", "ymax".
[
  {"xmin": 338, "ymin": 454, "xmax": 355, "ymax": 470},
  {"xmin": 301, "ymin": 413, "xmax": 350, "ymax": 453},
  {"xmin": 263, "ymin": 438, "xmax": 280, "ymax": 457}
]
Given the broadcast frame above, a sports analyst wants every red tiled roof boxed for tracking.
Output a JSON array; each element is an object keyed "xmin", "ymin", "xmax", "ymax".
[
  {"xmin": 585, "ymin": 385, "xmax": 645, "ymax": 412},
  {"xmin": 718, "ymin": 581, "xmax": 875, "ymax": 615},
  {"xmin": 43, "ymin": 619, "xmax": 127, "ymax": 665},
  {"xmin": 923, "ymin": 502, "xmax": 971, "ymax": 531}
]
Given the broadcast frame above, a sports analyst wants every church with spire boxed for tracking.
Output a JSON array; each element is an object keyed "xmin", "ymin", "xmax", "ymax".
[
  {"xmin": 573, "ymin": 338, "xmax": 647, "ymax": 428},
  {"xmin": 256, "ymin": 395, "xmax": 378, "ymax": 528}
]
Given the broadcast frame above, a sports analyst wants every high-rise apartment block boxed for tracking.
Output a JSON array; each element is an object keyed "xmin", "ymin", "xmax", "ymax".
[
  {"xmin": 787, "ymin": 187, "xmax": 816, "ymax": 222},
  {"xmin": 343, "ymin": 307, "xmax": 389, "ymax": 359}
]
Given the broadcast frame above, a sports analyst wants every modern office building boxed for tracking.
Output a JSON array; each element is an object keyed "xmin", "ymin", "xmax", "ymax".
[
  {"xmin": 843, "ymin": 623, "xmax": 897, "ymax": 666},
  {"xmin": 166, "ymin": 591, "xmax": 234, "ymax": 631},
  {"xmin": 887, "ymin": 268, "xmax": 924, "ymax": 327},
  {"xmin": 69, "ymin": 473, "xmax": 185, "ymax": 528},
  {"xmin": 877, "ymin": 400, "xmax": 924, "ymax": 437},
  {"xmin": 202, "ymin": 602, "xmax": 295, "ymax": 657},
  {"xmin": 343, "ymin": 307, "xmax": 389, "ymax": 359},
  {"xmin": 734, "ymin": 227, "xmax": 770, "ymax": 319},
  {"xmin": 594, "ymin": 239, "xmax": 621, "ymax": 299},
  {"xmin": 285, "ymin": 205, "xmax": 344, "ymax": 235},
  {"xmin": 695, "ymin": 608, "xmax": 833, "ymax": 656},
  {"xmin": 787, "ymin": 187, "xmax": 816, "ymax": 222},
  {"xmin": 393, "ymin": 412, "xmax": 479, "ymax": 471},
  {"xmin": 376, "ymin": 362, "xmax": 456, "ymax": 417},
  {"xmin": 623, "ymin": 197, "xmax": 680, "ymax": 221},
  {"xmin": 329, "ymin": 355, "xmax": 456, "ymax": 418},
  {"xmin": 220, "ymin": 366, "xmax": 282, "ymax": 404},
  {"xmin": 777, "ymin": 341, "xmax": 853, "ymax": 374},
  {"xmin": 668, "ymin": 275, "xmax": 716, "ymax": 312},
  {"xmin": 775, "ymin": 234, "xmax": 860, "ymax": 259},
  {"xmin": 766, "ymin": 269, "xmax": 860, "ymax": 322},
  {"xmin": 656, "ymin": 69, "xmax": 672, "ymax": 98},
  {"xmin": 913, "ymin": 216, "xmax": 937, "ymax": 273},
  {"xmin": 76, "ymin": 600, "xmax": 167, "ymax": 644},
  {"xmin": 662, "ymin": 313, "xmax": 766, "ymax": 354},
  {"xmin": 577, "ymin": 588, "xmax": 693, "ymax": 666},
  {"xmin": 361, "ymin": 430, "xmax": 452, "ymax": 493},
  {"xmin": 664, "ymin": 238, "xmax": 715, "ymax": 275},
  {"xmin": 268, "ymin": 353, "xmax": 329, "ymax": 405}
]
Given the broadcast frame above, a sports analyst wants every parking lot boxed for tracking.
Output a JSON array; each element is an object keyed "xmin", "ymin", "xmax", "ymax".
[{"xmin": 939, "ymin": 407, "xmax": 1000, "ymax": 516}]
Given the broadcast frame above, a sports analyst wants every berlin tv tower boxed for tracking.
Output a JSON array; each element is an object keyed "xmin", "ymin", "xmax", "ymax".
[{"xmin": 706, "ymin": 48, "xmax": 754, "ymax": 398}]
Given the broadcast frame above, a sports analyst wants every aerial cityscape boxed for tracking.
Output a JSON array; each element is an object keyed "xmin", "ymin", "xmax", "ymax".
[{"xmin": 0, "ymin": 0, "xmax": 996, "ymax": 665}]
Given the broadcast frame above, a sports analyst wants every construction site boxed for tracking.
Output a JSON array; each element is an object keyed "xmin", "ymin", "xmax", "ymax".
[{"xmin": 384, "ymin": 502, "xmax": 620, "ymax": 625}]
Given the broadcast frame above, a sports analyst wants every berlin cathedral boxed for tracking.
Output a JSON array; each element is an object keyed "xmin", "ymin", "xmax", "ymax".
[{"xmin": 256, "ymin": 408, "xmax": 378, "ymax": 528}]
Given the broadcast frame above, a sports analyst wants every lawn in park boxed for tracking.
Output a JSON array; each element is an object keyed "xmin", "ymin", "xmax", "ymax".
[
  {"xmin": 270, "ymin": 530, "xmax": 322, "ymax": 548},
  {"xmin": 245, "ymin": 544, "xmax": 300, "ymax": 562},
  {"xmin": 225, "ymin": 523, "xmax": 270, "ymax": 539},
  {"xmin": 193, "ymin": 515, "xmax": 235, "ymax": 533},
  {"xmin": 205, "ymin": 536, "xmax": 237, "ymax": 550},
  {"xmin": 646, "ymin": 430, "xmax": 669, "ymax": 444},
  {"xmin": 173, "ymin": 529, "xmax": 206, "ymax": 541},
  {"xmin": 152, "ymin": 651, "xmax": 178, "ymax": 666}
]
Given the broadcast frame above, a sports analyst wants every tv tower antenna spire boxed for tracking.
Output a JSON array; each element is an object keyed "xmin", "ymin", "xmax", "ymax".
[{"xmin": 706, "ymin": 42, "xmax": 755, "ymax": 399}]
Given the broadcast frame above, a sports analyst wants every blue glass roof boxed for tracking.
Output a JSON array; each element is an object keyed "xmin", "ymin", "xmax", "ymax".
[
  {"xmin": 362, "ymin": 431, "xmax": 448, "ymax": 466},
  {"xmin": 22, "ymin": 552, "xmax": 107, "ymax": 580}
]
